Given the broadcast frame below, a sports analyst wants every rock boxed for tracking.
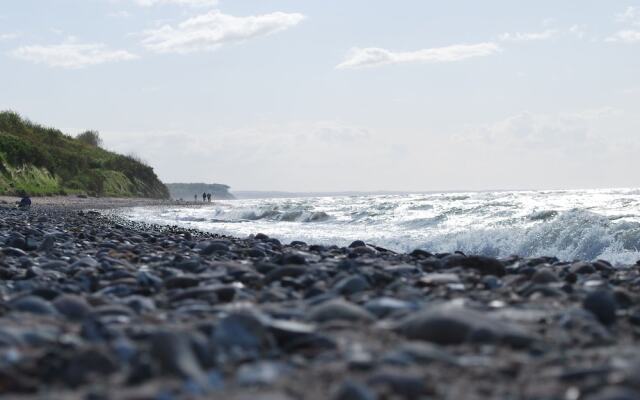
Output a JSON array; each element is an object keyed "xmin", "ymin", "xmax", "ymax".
[
  {"xmin": 236, "ymin": 361, "xmax": 289, "ymax": 386},
  {"xmin": 200, "ymin": 241, "xmax": 230, "ymax": 255},
  {"xmin": 9, "ymin": 296, "xmax": 58, "ymax": 315},
  {"xmin": 1, "ymin": 247, "xmax": 28, "ymax": 257},
  {"xmin": 150, "ymin": 331, "xmax": 206, "ymax": 384},
  {"xmin": 333, "ymin": 275, "xmax": 370, "ymax": 295},
  {"xmin": 264, "ymin": 266, "xmax": 306, "ymax": 284},
  {"xmin": 53, "ymin": 295, "xmax": 92, "ymax": 320},
  {"xmin": 367, "ymin": 371, "xmax": 429, "ymax": 398},
  {"xmin": 531, "ymin": 268, "xmax": 559, "ymax": 284},
  {"xmin": 308, "ymin": 299, "xmax": 375, "ymax": 323},
  {"xmin": 395, "ymin": 305, "xmax": 534, "ymax": 347},
  {"xmin": 212, "ymin": 312, "xmax": 276, "ymax": 359},
  {"xmin": 280, "ymin": 253, "xmax": 307, "ymax": 265},
  {"xmin": 37, "ymin": 235, "xmax": 56, "ymax": 252},
  {"xmin": 583, "ymin": 387, "xmax": 640, "ymax": 400},
  {"xmin": 349, "ymin": 240, "xmax": 366, "ymax": 248},
  {"xmin": 571, "ymin": 261, "xmax": 596, "ymax": 274},
  {"xmin": 364, "ymin": 297, "xmax": 414, "ymax": 318},
  {"xmin": 444, "ymin": 255, "xmax": 506, "ymax": 276},
  {"xmin": 71, "ymin": 257, "xmax": 99, "ymax": 269},
  {"xmin": 332, "ymin": 381, "xmax": 378, "ymax": 400},
  {"xmin": 164, "ymin": 275, "xmax": 200, "ymax": 289},
  {"xmin": 583, "ymin": 290, "xmax": 617, "ymax": 326}
]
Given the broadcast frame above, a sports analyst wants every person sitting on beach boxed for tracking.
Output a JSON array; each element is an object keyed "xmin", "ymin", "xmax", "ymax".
[
  {"xmin": 18, "ymin": 194, "xmax": 31, "ymax": 210},
  {"xmin": 207, "ymin": 193, "xmax": 211, "ymax": 202}
]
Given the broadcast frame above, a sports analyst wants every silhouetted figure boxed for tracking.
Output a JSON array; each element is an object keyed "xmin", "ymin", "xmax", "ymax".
[
  {"xmin": 18, "ymin": 194, "xmax": 31, "ymax": 210},
  {"xmin": 207, "ymin": 193, "xmax": 211, "ymax": 202},
  {"xmin": 194, "ymin": 194, "xmax": 198, "ymax": 202},
  {"xmin": 202, "ymin": 192, "xmax": 207, "ymax": 202}
]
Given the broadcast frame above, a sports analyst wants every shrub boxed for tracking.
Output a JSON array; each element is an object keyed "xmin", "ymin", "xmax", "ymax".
[{"xmin": 76, "ymin": 130, "xmax": 103, "ymax": 147}]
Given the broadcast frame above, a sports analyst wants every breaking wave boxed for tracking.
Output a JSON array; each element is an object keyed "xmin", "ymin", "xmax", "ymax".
[{"xmin": 121, "ymin": 188, "xmax": 640, "ymax": 265}]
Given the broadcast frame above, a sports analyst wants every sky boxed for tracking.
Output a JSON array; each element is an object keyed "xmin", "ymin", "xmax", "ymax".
[{"xmin": 0, "ymin": 1, "xmax": 639, "ymax": 192}]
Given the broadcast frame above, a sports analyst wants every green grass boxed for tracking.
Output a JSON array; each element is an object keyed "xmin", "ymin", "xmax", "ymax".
[{"xmin": 0, "ymin": 111, "xmax": 169, "ymax": 198}]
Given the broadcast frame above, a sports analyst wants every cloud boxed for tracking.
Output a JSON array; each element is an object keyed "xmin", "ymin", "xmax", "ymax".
[
  {"xmin": 569, "ymin": 24, "xmax": 587, "ymax": 39},
  {"xmin": 130, "ymin": 0, "xmax": 218, "ymax": 7},
  {"xmin": 336, "ymin": 42, "xmax": 500, "ymax": 69},
  {"xmin": 606, "ymin": 30, "xmax": 640, "ymax": 43},
  {"xmin": 459, "ymin": 107, "xmax": 624, "ymax": 154},
  {"xmin": 108, "ymin": 10, "xmax": 132, "ymax": 18},
  {"xmin": 617, "ymin": 6, "xmax": 640, "ymax": 25},
  {"xmin": 498, "ymin": 29, "xmax": 557, "ymax": 42},
  {"xmin": 140, "ymin": 10, "xmax": 305, "ymax": 54},
  {"xmin": 10, "ymin": 39, "xmax": 138, "ymax": 68},
  {"xmin": 0, "ymin": 33, "xmax": 19, "ymax": 41}
]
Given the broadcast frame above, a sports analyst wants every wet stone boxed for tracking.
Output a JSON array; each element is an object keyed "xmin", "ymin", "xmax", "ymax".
[
  {"xmin": 308, "ymin": 299, "xmax": 375, "ymax": 323},
  {"xmin": 583, "ymin": 290, "xmax": 618, "ymax": 326}
]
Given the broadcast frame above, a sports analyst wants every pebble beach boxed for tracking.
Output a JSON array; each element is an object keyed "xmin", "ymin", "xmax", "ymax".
[{"xmin": 1, "ymin": 197, "xmax": 640, "ymax": 399}]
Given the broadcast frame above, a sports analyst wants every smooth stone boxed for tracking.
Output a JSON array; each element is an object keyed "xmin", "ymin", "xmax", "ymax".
[
  {"xmin": 280, "ymin": 253, "xmax": 307, "ymax": 265},
  {"xmin": 351, "ymin": 246, "xmax": 378, "ymax": 256},
  {"xmin": 71, "ymin": 257, "xmax": 99, "ymax": 268},
  {"xmin": 349, "ymin": 240, "xmax": 366, "ymax": 248},
  {"xmin": 2, "ymin": 247, "xmax": 28, "ymax": 257},
  {"xmin": 420, "ymin": 273, "xmax": 461, "ymax": 285},
  {"xmin": 333, "ymin": 275, "xmax": 370, "ymax": 295},
  {"xmin": 395, "ymin": 305, "xmax": 534, "ymax": 347},
  {"xmin": 364, "ymin": 297, "xmax": 414, "ymax": 318},
  {"xmin": 37, "ymin": 235, "xmax": 56, "ymax": 252},
  {"xmin": 583, "ymin": 387, "xmax": 640, "ymax": 400},
  {"xmin": 9, "ymin": 296, "xmax": 58, "ymax": 315},
  {"xmin": 367, "ymin": 371, "xmax": 429, "ymax": 398},
  {"xmin": 164, "ymin": 275, "xmax": 200, "ymax": 289},
  {"xmin": 264, "ymin": 266, "xmax": 306, "ymax": 284},
  {"xmin": 332, "ymin": 381, "xmax": 378, "ymax": 400},
  {"xmin": 583, "ymin": 290, "xmax": 617, "ymax": 326},
  {"xmin": 444, "ymin": 255, "xmax": 506, "ymax": 276},
  {"xmin": 236, "ymin": 361, "xmax": 289, "ymax": 386},
  {"xmin": 571, "ymin": 261, "xmax": 596, "ymax": 274},
  {"xmin": 53, "ymin": 295, "xmax": 92, "ymax": 320},
  {"xmin": 531, "ymin": 269, "xmax": 559, "ymax": 284},
  {"xmin": 200, "ymin": 241, "xmax": 230, "ymax": 255},
  {"xmin": 308, "ymin": 299, "xmax": 375, "ymax": 323},
  {"xmin": 212, "ymin": 312, "xmax": 275, "ymax": 358},
  {"xmin": 150, "ymin": 331, "xmax": 206, "ymax": 384}
]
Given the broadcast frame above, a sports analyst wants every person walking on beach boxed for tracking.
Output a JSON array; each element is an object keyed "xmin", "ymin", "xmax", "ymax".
[
  {"xmin": 194, "ymin": 194, "xmax": 198, "ymax": 202},
  {"xmin": 18, "ymin": 193, "xmax": 31, "ymax": 210},
  {"xmin": 202, "ymin": 192, "xmax": 207, "ymax": 202},
  {"xmin": 207, "ymin": 193, "xmax": 211, "ymax": 202}
]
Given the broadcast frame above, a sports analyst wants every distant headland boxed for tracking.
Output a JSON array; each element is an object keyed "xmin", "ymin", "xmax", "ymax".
[{"xmin": 165, "ymin": 183, "xmax": 236, "ymax": 200}]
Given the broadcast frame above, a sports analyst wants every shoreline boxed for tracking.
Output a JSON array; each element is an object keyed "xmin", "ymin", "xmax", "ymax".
[{"xmin": 0, "ymin": 199, "xmax": 639, "ymax": 399}]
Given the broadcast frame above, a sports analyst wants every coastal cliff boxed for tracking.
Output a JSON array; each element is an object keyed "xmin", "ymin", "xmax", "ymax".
[{"xmin": 0, "ymin": 111, "xmax": 169, "ymax": 198}]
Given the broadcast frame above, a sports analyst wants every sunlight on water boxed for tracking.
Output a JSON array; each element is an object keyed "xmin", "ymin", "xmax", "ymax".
[{"xmin": 119, "ymin": 188, "xmax": 640, "ymax": 264}]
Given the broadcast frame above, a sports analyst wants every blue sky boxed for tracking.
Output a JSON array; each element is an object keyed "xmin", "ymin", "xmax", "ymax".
[{"xmin": 0, "ymin": 1, "xmax": 639, "ymax": 191}]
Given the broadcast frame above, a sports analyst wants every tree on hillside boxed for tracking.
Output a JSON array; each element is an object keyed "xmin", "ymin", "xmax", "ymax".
[{"xmin": 77, "ymin": 130, "xmax": 103, "ymax": 147}]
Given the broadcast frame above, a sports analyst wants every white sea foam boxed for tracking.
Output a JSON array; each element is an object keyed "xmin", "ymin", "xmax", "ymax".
[{"xmin": 119, "ymin": 188, "xmax": 640, "ymax": 264}]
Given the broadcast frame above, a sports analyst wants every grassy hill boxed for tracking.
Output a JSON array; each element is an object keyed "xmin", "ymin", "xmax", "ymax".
[{"xmin": 0, "ymin": 111, "xmax": 169, "ymax": 198}]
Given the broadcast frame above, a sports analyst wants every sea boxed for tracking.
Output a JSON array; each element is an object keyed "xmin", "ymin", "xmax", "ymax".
[{"xmin": 119, "ymin": 188, "xmax": 640, "ymax": 265}]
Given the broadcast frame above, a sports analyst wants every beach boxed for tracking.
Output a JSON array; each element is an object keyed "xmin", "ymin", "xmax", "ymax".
[{"xmin": 1, "ymin": 197, "xmax": 639, "ymax": 399}]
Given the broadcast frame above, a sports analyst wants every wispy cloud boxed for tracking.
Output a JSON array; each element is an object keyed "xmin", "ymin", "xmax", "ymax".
[
  {"xmin": 608, "ymin": 7, "xmax": 640, "ymax": 43},
  {"xmin": 616, "ymin": 6, "xmax": 640, "ymax": 25},
  {"xmin": 0, "ymin": 33, "xmax": 19, "ymax": 41},
  {"xmin": 606, "ymin": 30, "xmax": 640, "ymax": 43},
  {"xmin": 10, "ymin": 39, "xmax": 138, "ymax": 68},
  {"xmin": 336, "ymin": 42, "xmax": 500, "ymax": 69},
  {"xmin": 498, "ymin": 29, "xmax": 557, "ymax": 42},
  {"xmin": 130, "ymin": 0, "xmax": 218, "ymax": 7},
  {"xmin": 108, "ymin": 10, "xmax": 132, "ymax": 18},
  {"xmin": 141, "ymin": 10, "xmax": 305, "ymax": 54}
]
